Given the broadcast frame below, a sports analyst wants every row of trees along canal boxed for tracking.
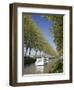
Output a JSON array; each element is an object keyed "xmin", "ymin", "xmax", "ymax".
[
  {"xmin": 24, "ymin": 15, "xmax": 57, "ymax": 58},
  {"xmin": 45, "ymin": 15, "xmax": 63, "ymax": 56}
]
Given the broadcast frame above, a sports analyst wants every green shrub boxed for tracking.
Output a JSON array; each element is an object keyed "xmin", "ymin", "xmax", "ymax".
[
  {"xmin": 49, "ymin": 59, "xmax": 63, "ymax": 73},
  {"xmin": 24, "ymin": 56, "xmax": 36, "ymax": 64}
]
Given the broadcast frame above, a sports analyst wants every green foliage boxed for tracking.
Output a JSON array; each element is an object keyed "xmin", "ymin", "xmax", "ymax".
[
  {"xmin": 45, "ymin": 15, "xmax": 63, "ymax": 56},
  {"xmin": 49, "ymin": 59, "xmax": 63, "ymax": 73},
  {"xmin": 24, "ymin": 57, "xmax": 36, "ymax": 64},
  {"xmin": 24, "ymin": 15, "xmax": 58, "ymax": 57}
]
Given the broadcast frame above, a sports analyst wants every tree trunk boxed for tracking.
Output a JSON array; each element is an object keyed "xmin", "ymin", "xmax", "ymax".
[
  {"xmin": 35, "ymin": 50, "xmax": 38, "ymax": 57},
  {"xmin": 39, "ymin": 50, "xmax": 42, "ymax": 57},
  {"xmin": 25, "ymin": 47, "xmax": 28, "ymax": 56},
  {"xmin": 29, "ymin": 47, "xmax": 31, "ymax": 56}
]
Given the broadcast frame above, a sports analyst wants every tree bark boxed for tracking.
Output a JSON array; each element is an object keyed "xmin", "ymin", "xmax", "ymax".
[
  {"xmin": 25, "ymin": 47, "xmax": 28, "ymax": 56},
  {"xmin": 35, "ymin": 50, "xmax": 38, "ymax": 57},
  {"xmin": 29, "ymin": 47, "xmax": 31, "ymax": 56}
]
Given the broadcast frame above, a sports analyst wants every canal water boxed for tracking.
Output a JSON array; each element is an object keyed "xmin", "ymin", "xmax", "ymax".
[{"xmin": 23, "ymin": 59, "xmax": 56, "ymax": 74}]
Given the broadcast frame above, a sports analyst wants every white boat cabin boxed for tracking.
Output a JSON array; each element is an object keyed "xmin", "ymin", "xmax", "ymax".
[{"xmin": 35, "ymin": 57, "xmax": 49, "ymax": 66}]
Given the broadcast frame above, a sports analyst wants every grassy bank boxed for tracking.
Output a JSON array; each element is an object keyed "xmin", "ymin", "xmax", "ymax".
[{"xmin": 49, "ymin": 59, "xmax": 63, "ymax": 73}]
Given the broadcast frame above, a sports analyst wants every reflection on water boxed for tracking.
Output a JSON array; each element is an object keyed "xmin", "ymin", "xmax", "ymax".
[
  {"xmin": 35, "ymin": 66, "xmax": 44, "ymax": 73},
  {"xmin": 23, "ymin": 59, "xmax": 55, "ymax": 74}
]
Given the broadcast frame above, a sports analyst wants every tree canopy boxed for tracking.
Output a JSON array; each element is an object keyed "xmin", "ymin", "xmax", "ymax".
[
  {"xmin": 45, "ymin": 15, "xmax": 63, "ymax": 56},
  {"xmin": 24, "ymin": 15, "xmax": 57, "ymax": 57}
]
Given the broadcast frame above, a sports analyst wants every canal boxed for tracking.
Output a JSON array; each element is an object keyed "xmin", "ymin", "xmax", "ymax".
[{"xmin": 23, "ymin": 59, "xmax": 57, "ymax": 74}]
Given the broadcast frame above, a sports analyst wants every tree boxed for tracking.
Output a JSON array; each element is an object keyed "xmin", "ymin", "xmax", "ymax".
[
  {"xmin": 24, "ymin": 15, "xmax": 58, "ymax": 57},
  {"xmin": 45, "ymin": 15, "xmax": 63, "ymax": 56}
]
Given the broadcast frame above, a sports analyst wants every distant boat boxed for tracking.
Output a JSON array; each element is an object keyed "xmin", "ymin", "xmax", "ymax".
[
  {"xmin": 35, "ymin": 57, "xmax": 49, "ymax": 66},
  {"xmin": 35, "ymin": 57, "xmax": 44, "ymax": 66}
]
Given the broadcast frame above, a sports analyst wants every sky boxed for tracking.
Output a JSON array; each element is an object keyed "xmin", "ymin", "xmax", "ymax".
[{"xmin": 31, "ymin": 14, "xmax": 56, "ymax": 50}]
